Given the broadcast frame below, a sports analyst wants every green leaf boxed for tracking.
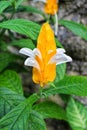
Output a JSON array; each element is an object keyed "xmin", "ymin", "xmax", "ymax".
[
  {"xmin": 0, "ymin": 70, "xmax": 23, "ymax": 95},
  {"xmin": 10, "ymin": 38, "xmax": 35, "ymax": 49},
  {"xmin": 67, "ymin": 98, "xmax": 87, "ymax": 130},
  {"xmin": 59, "ymin": 20, "xmax": 87, "ymax": 41},
  {"xmin": 33, "ymin": 101, "xmax": 66, "ymax": 120},
  {"xmin": 29, "ymin": 110, "xmax": 47, "ymax": 130},
  {"xmin": 0, "ymin": 52, "xmax": 17, "ymax": 72},
  {"xmin": 0, "ymin": 94, "xmax": 39, "ymax": 130},
  {"xmin": 17, "ymin": 5, "xmax": 46, "ymax": 18},
  {"xmin": 0, "ymin": 87, "xmax": 25, "ymax": 118},
  {"xmin": 0, "ymin": 1, "xmax": 10, "ymax": 14},
  {"xmin": 0, "ymin": 19, "xmax": 40, "ymax": 40},
  {"xmin": 43, "ymin": 75, "xmax": 87, "ymax": 97},
  {"xmin": 5, "ymin": 5, "xmax": 46, "ymax": 18},
  {"xmin": 54, "ymin": 63, "xmax": 66, "ymax": 83}
]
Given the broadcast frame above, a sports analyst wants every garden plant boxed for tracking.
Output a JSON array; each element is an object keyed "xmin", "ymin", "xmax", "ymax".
[{"xmin": 0, "ymin": 0, "xmax": 87, "ymax": 130}]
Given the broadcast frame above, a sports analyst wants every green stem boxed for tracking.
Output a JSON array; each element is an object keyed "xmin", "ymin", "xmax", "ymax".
[
  {"xmin": 47, "ymin": 14, "xmax": 51, "ymax": 23},
  {"xmin": 54, "ymin": 13, "xmax": 58, "ymax": 36},
  {"xmin": 48, "ymin": 82, "xmax": 56, "ymax": 88},
  {"xmin": 38, "ymin": 87, "xmax": 43, "ymax": 96},
  {"xmin": 10, "ymin": 1, "xmax": 16, "ymax": 19}
]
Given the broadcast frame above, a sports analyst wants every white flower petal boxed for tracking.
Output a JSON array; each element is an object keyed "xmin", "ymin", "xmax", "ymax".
[
  {"xmin": 19, "ymin": 48, "xmax": 42, "ymax": 60},
  {"xmin": 33, "ymin": 48, "xmax": 42, "ymax": 59},
  {"xmin": 56, "ymin": 54, "xmax": 72, "ymax": 65},
  {"xmin": 19, "ymin": 48, "xmax": 34, "ymax": 57},
  {"xmin": 24, "ymin": 57, "xmax": 40, "ymax": 70},
  {"xmin": 56, "ymin": 48, "xmax": 66, "ymax": 54},
  {"xmin": 49, "ymin": 53, "xmax": 72, "ymax": 65}
]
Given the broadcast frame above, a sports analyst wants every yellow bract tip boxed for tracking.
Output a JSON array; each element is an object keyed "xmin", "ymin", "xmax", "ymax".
[{"xmin": 44, "ymin": 0, "xmax": 58, "ymax": 15}]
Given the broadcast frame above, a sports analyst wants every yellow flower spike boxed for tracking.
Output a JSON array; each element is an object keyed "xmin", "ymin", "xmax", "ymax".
[
  {"xmin": 33, "ymin": 22, "xmax": 56, "ymax": 87},
  {"xmin": 44, "ymin": 0, "xmax": 58, "ymax": 15},
  {"xmin": 19, "ymin": 23, "xmax": 72, "ymax": 87}
]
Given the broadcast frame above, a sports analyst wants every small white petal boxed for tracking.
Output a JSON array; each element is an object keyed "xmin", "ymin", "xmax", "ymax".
[
  {"xmin": 49, "ymin": 53, "xmax": 72, "ymax": 65},
  {"xmin": 19, "ymin": 48, "xmax": 34, "ymax": 57},
  {"xmin": 56, "ymin": 48, "xmax": 66, "ymax": 54},
  {"xmin": 33, "ymin": 48, "xmax": 42, "ymax": 59},
  {"xmin": 56, "ymin": 54, "xmax": 72, "ymax": 65},
  {"xmin": 24, "ymin": 57, "xmax": 40, "ymax": 70}
]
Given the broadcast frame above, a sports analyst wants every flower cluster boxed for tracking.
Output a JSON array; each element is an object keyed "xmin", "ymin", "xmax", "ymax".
[
  {"xmin": 44, "ymin": 0, "xmax": 58, "ymax": 15},
  {"xmin": 19, "ymin": 23, "xmax": 72, "ymax": 87}
]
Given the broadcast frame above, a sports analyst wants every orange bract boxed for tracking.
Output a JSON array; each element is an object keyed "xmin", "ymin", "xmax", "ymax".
[
  {"xmin": 44, "ymin": 0, "xmax": 58, "ymax": 15},
  {"xmin": 33, "ymin": 23, "xmax": 56, "ymax": 87},
  {"xmin": 20, "ymin": 24, "xmax": 72, "ymax": 87}
]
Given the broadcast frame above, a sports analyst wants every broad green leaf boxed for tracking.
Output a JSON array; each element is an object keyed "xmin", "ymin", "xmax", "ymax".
[
  {"xmin": 0, "ymin": 1, "xmax": 10, "ymax": 14},
  {"xmin": 5, "ymin": 5, "xmax": 46, "ymax": 18},
  {"xmin": 43, "ymin": 75, "xmax": 87, "ymax": 97},
  {"xmin": 54, "ymin": 63, "xmax": 66, "ymax": 83},
  {"xmin": 0, "ymin": 19, "xmax": 40, "ymax": 40},
  {"xmin": 67, "ymin": 98, "xmax": 87, "ymax": 130},
  {"xmin": 17, "ymin": 5, "xmax": 46, "ymax": 18},
  {"xmin": 0, "ymin": 87, "xmax": 25, "ymax": 118},
  {"xmin": 0, "ymin": 94, "xmax": 39, "ymax": 130},
  {"xmin": 59, "ymin": 20, "xmax": 87, "ymax": 41},
  {"xmin": 0, "ymin": 52, "xmax": 17, "ymax": 72},
  {"xmin": 0, "ymin": 70, "xmax": 23, "ymax": 95},
  {"xmin": 10, "ymin": 38, "xmax": 35, "ymax": 49},
  {"xmin": 29, "ymin": 110, "xmax": 47, "ymax": 130},
  {"xmin": 33, "ymin": 101, "xmax": 66, "ymax": 120}
]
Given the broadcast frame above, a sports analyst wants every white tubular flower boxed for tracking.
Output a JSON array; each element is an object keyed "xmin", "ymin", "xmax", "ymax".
[
  {"xmin": 19, "ymin": 48, "xmax": 41, "ymax": 70},
  {"xmin": 20, "ymin": 47, "xmax": 72, "ymax": 69},
  {"xmin": 48, "ymin": 48, "xmax": 72, "ymax": 65}
]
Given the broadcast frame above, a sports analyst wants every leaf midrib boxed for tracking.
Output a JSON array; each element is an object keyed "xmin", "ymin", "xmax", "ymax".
[
  {"xmin": 0, "ymin": 96, "xmax": 14, "ymax": 108},
  {"xmin": 10, "ymin": 103, "xmax": 30, "ymax": 129},
  {"xmin": 44, "ymin": 83, "xmax": 85, "ymax": 93}
]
